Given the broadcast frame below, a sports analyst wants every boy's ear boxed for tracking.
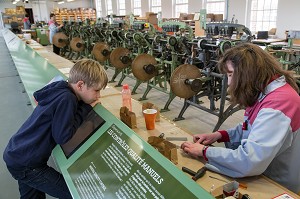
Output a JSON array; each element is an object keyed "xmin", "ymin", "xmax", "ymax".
[{"xmin": 76, "ymin": 80, "xmax": 85, "ymax": 90}]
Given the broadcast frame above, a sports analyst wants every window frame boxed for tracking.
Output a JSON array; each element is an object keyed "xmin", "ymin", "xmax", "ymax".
[
  {"xmin": 174, "ymin": 0, "xmax": 189, "ymax": 18},
  {"xmin": 118, "ymin": 0, "xmax": 126, "ymax": 16},
  {"xmin": 95, "ymin": 0, "xmax": 102, "ymax": 18},
  {"xmin": 106, "ymin": 0, "xmax": 113, "ymax": 16},
  {"xmin": 248, "ymin": 0, "xmax": 278, "ymax": 33},
  {"xmin": 132, "ymin": 0, "xmax": 142, "ymax": 16},
  {"xmin": 150, "ymin": 0, "xmax": 161, "ymax": 13}
]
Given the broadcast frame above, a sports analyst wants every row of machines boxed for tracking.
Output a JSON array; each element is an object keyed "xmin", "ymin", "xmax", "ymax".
[
  {"xmin": 267, "ymin": 30, "xmax": 300, "ymax": 87},
  {"xmin": 52, "ymin": 19, "xmax": 253, "ymax": 131}
]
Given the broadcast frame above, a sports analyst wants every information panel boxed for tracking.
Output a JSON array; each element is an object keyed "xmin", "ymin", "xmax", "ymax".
[
  {"xmin": 68, "ymin": 124, "xmax": 198, "ymax": 198},
  {"xmin": 53, "ymin": 105, "xmax": 214, "ymax": 199}
]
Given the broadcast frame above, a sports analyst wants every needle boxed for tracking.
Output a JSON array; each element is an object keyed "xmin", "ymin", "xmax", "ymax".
[{"xmin": 209, "ymin": 175, "xmax": 229, "ymax": 183}]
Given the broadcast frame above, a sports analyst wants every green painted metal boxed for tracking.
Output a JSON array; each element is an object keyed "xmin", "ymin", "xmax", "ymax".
[
  {"xmin": 36, "ymin": 28, "xmax": 49, "ymax": 46},
  {"xmin": 1, "ymin": 29, "xmax": 65, "ymax": 108}
]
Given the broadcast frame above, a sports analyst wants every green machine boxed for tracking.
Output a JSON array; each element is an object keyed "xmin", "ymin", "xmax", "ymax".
[
  {"xmin": 2, "ymin": 28, "xmax": 214, "ymax": 199},
  {"xmin": 36, "ymin": 28, "xmax": 49, "ymax": 46}
]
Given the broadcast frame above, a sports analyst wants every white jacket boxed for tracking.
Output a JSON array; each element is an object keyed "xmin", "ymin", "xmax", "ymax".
[{"xmin": 205, "ymin": 76, "xmax": 300, "ymax": 193}]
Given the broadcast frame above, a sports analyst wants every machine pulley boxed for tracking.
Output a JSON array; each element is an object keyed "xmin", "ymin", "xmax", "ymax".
[
  {"xmin": 53, "ymin": 32, "xmax": 69, "ymax": 48},
  {"xmin": 109, "ymin": 47, "xmax": 131, "ymax": 69},
  {"xmin": 70, "ymin": 37, "xmax": 85, "ymax": 52},
  {"xmin": 91, "ymin": 42, "xmax": 110, "ymax": 62},
  {"xmin": 170, "ymin": 64, "xmax": 203, "ymax": 99},
  {"xmin": 132, "ymin": 54, "xmax": 158, "ymax": 81}
]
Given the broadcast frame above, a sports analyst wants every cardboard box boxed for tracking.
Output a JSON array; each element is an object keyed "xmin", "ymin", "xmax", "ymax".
[
  {"xmin": 214, "ymin": 14, "xmax": 223, "ymax": 22},
  {"xmin": 195, "ymin": 21, "xmax": 206, "ymax": 36},
  {"xmin": 206, "ymin": 13, "xmax": 214, "ymax": 21},
  {"xmin": 186, "ymin": 14, "xmax": 195, "ymax": 20},
  {"xmin": 148, "ymin": 13, "xmax": 158, "ymax": 25},
  {"xmin": 179, "ymin": 13, "xmax": 188, "ymax": 20}
]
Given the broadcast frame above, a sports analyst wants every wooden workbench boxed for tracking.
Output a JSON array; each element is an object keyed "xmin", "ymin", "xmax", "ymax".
[
  {"xmin": 252, "ymin": 38, "xmax": 286, "ymax": 46},
  {"xmin": 24, "ymin": 37, "xmax": 300, "ymax": 199}
]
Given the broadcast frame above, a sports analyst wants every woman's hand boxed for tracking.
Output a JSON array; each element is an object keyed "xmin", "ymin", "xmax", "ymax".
[
  {"xmin": 181, "ymin": 142, "xmax": 205, "ymax": 159},
  {"xmin": 193, "ymin": 132, "xmax": 222, "ymax": 145}
]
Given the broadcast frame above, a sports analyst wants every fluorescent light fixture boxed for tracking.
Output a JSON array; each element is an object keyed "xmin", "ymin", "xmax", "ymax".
[
  {"xmin": 58, "ymin": 1, "xmax": 64, "ymax": 4},
  {"xmin": 12, "ymin": 1, "xmax": 17, "ymax": 4},
  {"xmin": 67, "ymin": 0, "xmax": 74, "ymax": 2}
]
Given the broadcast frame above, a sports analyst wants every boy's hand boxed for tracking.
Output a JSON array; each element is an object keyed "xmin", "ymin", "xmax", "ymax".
[{"xmin": 90, "ymin": 98, "xmax": 101, "ymax": 107}]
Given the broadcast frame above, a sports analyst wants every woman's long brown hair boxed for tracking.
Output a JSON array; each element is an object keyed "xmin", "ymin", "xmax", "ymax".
[{"xmin": 218, "ymin": 43, "xmax": 299, "ymax": 107}]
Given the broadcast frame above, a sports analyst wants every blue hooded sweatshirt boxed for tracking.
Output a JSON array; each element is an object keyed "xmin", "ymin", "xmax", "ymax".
[{"xmin": 3, "ymin": 80, "xmax": 92, "ymax": 168}]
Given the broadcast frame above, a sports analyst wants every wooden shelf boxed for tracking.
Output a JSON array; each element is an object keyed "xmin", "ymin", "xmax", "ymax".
[{"xmin": 53, "ymin": 9, "xmax": 96, "ymax": 24}]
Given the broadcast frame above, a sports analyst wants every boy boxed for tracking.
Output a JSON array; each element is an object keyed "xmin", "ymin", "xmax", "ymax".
[{"xmin": 3, "ymin": 59, "xmax": 108, "ymax": 199}]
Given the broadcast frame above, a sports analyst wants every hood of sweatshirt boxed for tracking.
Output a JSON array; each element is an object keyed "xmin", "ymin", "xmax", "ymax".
[{"xmin": 33, "ymin": 80, "xmax": 75, "ymax": 106}]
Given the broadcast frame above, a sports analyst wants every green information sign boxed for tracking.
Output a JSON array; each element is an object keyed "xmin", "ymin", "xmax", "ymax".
[
  {"xmin": 68, "ymin": 124, "xmax": 198, "ymax": 198},
  {"xmin": 53, "ymin": 105, "xmax": 214, "ymax": 199}
]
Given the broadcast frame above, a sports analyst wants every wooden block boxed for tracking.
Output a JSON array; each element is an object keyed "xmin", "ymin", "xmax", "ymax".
[
  {"xmin": 147, "ymin": 136, "xmax": 178, "ymax": 164},
  {"xmin": 142, "ymin": 102, "xmax": 160, "ymax": 122},
  {"xmin": 120, "ymin": 106, "xmax": 137, "ymax": 129}
]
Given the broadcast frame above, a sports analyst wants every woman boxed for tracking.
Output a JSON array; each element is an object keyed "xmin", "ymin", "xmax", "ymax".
[
  {"xmin": 181, "ymin": 43, "xmax": 300, "ymax": 193},
  {"xmin": 23, "ymin": 13, "xmax": 31, "ymax": 30},
  {"xmin": 48, "ymin": 13, "xmax": 63, "ymax": 55}
]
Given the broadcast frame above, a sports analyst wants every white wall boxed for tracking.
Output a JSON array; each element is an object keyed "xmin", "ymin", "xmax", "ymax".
[
  {"xmin": 31, "ymin": 1, "xmax": 48, "ymax": 23},
  {"xmin": 188, "ymin": 0, "xmax": 202, "ymax": 15},
  {"xmin": 276, "ymin": 0, "xmax": 300, "ymax": 38},
  {"xmin": 227, "ymin": 0, "xmax": 247, "ymax": 25}
]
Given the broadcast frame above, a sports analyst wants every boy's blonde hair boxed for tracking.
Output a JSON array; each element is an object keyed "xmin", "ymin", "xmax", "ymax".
[{"xmin": 68, "ymin": 59, "xmax": 108, "ymax": 89}]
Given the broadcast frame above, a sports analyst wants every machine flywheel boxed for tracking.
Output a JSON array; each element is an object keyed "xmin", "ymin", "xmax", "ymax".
[
  {"xmin": 170, "ymin": 64, "xmax": 202, "ymax": 99},
  {"xmin": 52, "ymin": 32, "xmax": 69, "ymax": 48},
  {"xmin": 109, "ymin": 47, "xmax": 131, "ymax": 69},
  {"xmin": 92, "ymin": 42, "xmax": 110, "ymax": 62},
  {"xmin": 132, "ymin": 54, "xmax": 157, "ymax": 81},
  {"xmin": 70, "ymin": 37, "xmax": 85, "ymax": 52}
]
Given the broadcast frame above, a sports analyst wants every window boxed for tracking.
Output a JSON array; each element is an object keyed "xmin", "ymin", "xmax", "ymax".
[
  {"xmin": 151, "ymin": 0, "xmax": 161, "ymax": 13},
  {"xmin": 95, "ymin": 0, "xmax": 102, "ymax": 18},
  {"xmin": 249, "ymin": 0, "xmax": 278, "ymax": 32},
  {"xmin": 132, "ymin": 0, "xmax": 142, "ymax": 16},
  {"xmin": 206, "ymin": 0, "xmax": 225, "ymax": 15},
  {"xmin": 106, "ymin": 0, "xmax": 113, "ymax": 15},
  {"xmin": 118, "ymin": 0, "xmax": 126, "ymax": 15},
  {"xmin": 175, "ymin": 0, "xmax": 188, "ymax": 18}
]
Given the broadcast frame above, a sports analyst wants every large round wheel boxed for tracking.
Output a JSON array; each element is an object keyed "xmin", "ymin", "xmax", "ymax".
[
  {"xmin": 170, "ymin": 64, "xmax": 202, "ymax": 99},
  {"xmin": 92, "ymin": 42, "xmax": 110, "ymax": 62},
  {"xmin": 132, "ymin": 54, "xmax": 157, "ymax": 81},
  {"xmin": 109, "ymin": 47, "xmax": 131, "ymax": 69}
]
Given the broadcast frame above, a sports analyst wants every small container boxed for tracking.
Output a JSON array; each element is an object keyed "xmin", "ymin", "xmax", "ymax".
[
  {"xmin": 143, "ymin": 109, "xmax": 157, "ymax": 130},
  {"xmin": 121, "ymin": 84, "xmax": 132, "ymax": 111}
]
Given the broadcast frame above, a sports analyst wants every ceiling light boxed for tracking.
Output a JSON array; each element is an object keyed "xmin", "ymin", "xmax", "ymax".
[
  {"xmin": 67, "ymin": 0, "xmax": 75, "ymax": 2},
  {"xmin": 58, "ymin": 1, "xmax": 64, "ymax": 4},
  {"xmin": 12, "ymin": 1, "xmax": 17, "ymax": 4}
]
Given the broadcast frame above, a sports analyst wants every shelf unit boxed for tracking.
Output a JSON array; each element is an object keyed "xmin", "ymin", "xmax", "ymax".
[
  {"xmin": 54, "ymin": 9, "xmax": 96, "ymax": 24},
  {"xmin": 1, "ymin": 12, "xmax": 25, "ymax": 28},
  {"xmin": 1, "ymin": 6, "xmax": 25, "ymax": 28}
]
